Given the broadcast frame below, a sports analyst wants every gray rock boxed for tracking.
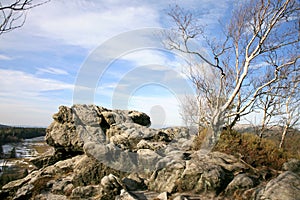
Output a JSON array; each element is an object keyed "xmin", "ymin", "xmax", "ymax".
[
  {"xmin": 122, "ymin": 173, "xmax": 147, "ymax": 191},
  {"xmin": 148, "ymin": 151, "xmax": 246, "ymax": 194},
  {"xmin": 136, "ymin": 139, "xmax": 167, "ymax": 151},
  {"xmin": 257, "ymin": 171, "xmax": 300, "ymax": 200},
  {"xmin": 173, "ymin": 195, "xmax": 189, "ymax": 200},
  {"xmin": 51, "ymin": 176, "xmax": 73, "ymax": 195},
  {"xmin": 156, "ymin": 191, "xmax": 169, "ymax": 200},
  {"xmin": 116, "ymin": 189, "xmax": 139, "ymax": 200},
  {"xmin": 137, "ymin": 149, "xmax": 162, "ymax": 171},
  {"xmin": 13, "ymin": 183, "xmax": 34, "ymax": 200},
  {"xmin": 225, "ymin": 174, "xmax": 254, "ymax": 193},
  {"xmin": 107, "ymin": 123, "xmax": 157, "ymax": 150},
  {"xmin": 4, "ymin": 104, "xmax": 279, "ymax": 200},
  {"xmin": 128, "ymin": 110, "xmax": 151, "ymax": 127},
  {"xmin": 0, "ymin": 155, "xmax": 126, "ymax": 200},
  {"xmin": 46, "ymin": 105, "xmax": 151, "ymax": 153},
  {"xmin": 70, "ymin": 174, "xmax": 124, "ymax": 200},
  {"xmin": 34, "ymin": 193, "xmax": 67, "ymax": 200},
  {"xmin": 70, "ymin": 185, "xmax": 101, "ymax": 200},
  {"xmin": 160, "ymin": 127, "xmax": 190, "ymax": 140},
  {"xmin": 99, "ymin": 174, "xmax": 125, "ymax": 200},
  {"xmin": 283, "ymin": 159, "xmax": 300, "ymax": 175}
]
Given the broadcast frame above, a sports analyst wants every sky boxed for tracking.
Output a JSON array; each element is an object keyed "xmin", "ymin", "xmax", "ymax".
[{"xmin": 0, "ymin": 0, "xmax": 232, "ymax": 127}]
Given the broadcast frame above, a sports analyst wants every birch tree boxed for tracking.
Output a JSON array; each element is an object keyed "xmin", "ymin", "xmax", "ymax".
[
  {"xmin": 166, "ymin": 0, "xmax": 299, "ymax": 145},
  {"xmin": 278, "ymin": 65, "xmax": 300, "ymax": 148}
]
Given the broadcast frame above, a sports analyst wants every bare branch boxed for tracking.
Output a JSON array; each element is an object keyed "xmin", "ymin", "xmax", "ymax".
[{"xmin": 0, "ymin": 0, "xmax": 50, "ymax": 34}]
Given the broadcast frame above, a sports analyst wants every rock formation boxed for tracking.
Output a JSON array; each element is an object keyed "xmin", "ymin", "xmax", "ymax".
[{"xmin": 0, "ymin": 104, "xmax": 299, "ymax": 200}]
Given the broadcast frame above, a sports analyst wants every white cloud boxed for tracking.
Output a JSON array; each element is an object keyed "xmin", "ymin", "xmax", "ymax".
[
  {"xmin": 0, "ymin": 69, "xmax": 73, "ymax": 97},
  {"xmin": 0, "ymin": 0, "xmax": 231, "ymax": 51},
  {"xmin": 0, "ymin": 69, "xmax": 74, "ymax": 126},
  {"xmin": 36, "ymin": 67, "xmax": 69, "ymax": 75},
  {"xmin": 0, "ymin": 99, "xmax": 66, "ymax": 127},
  {"xmin": 26, "ymin": 0, "xmax": 161, "ymax": 49},
  {"xmin": 0, "ymin": 0, "xmax": 233, "ymax": 126},
  {"xmin": 0, "ymin": 54, "xmax": 12, "ymax": 60}
]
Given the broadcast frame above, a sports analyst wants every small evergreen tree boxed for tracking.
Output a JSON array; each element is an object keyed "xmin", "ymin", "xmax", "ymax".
[{"xmin": 10, "ymin": 147, "xmax": 17, "ymax": 158}]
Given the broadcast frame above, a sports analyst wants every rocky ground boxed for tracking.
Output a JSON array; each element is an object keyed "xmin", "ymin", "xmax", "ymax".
[{"xmin": 0, "ymin": 104, "xmax": 299, "ymax": 200}]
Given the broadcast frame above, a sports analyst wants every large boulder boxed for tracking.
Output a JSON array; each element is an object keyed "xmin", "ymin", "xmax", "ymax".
[
  {"xmin": 70, "ymin": 174, "xmax": 124, "ymax": 200},
  {"xmin": 282, "ymin": 159, "xmax": 300, "ymax": 175},
  {"xmin": 45, "ymin": 105, "xmax": 151, "ymax": 153},
  {"xmin": 256, "ymin": 171, "xmax": 300, "ymax": 200},
  {"xmin": 44, "ymin": 105, "xmax": 192, "ymax": 174},
  {"xmin": 0, "ymin": 155, "xmax": 127, "ymax": 200},
  {"xmin": 148, "ymin": 151, "xmax": 247, "ymax": 195},
  {"xmin": 225, "ymin": 173, "xmax": 254, "ymax": 194}
]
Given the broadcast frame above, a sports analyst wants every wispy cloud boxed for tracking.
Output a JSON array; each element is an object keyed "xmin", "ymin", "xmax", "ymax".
[
  {"xmin": 0, "ymin": 54, "xmax": 12, "ymax": 60},
  {"xmin": 0, "ymin": 69, "xmax": 73, "ymax": 97},
  {"xmin": 26, "ymin": 0, "xmax": 161, "ymax": 49},
  {"xmin": 0, "ymin": 0, "xmax": 232, "ymax": 126},
  {"xmin": 36, "ymin": 67, "xmax": 69, "ymax": 75},
  {"xmin": 0, "ymin": 68, "xmax": 74, "ymax": 126}
]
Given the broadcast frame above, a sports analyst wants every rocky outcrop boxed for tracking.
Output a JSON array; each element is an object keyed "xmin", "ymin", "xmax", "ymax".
[
  {"xmin": 0, "ymin": 155, "xmax": 127, "ymax": 200},
  {"xmin": 1, "ymin": 104, "xmax": 300, "ymax": 200},
  {"xmin": 148, "ymin": 151, "xmax": 247, "ymax": 194},
  {"xmin": 45, "ymin": 105, "xmax": 151, "ymax": 154},
  {"xmin": 255, "ymin": 171, "xmax": 300, "ymax": 200}
]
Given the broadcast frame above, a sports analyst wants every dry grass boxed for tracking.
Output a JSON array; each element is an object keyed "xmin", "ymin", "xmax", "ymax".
[
  {"xmin": 193, "ymin": 128, "xmax": 297, "ymax": 170},
  {"xmin": 31, "ymin": 144, "xmax": 53, "ymax": 155}
]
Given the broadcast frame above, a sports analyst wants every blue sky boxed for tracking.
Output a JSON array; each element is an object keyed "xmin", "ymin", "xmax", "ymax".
[{"xmin": 0, "ymin": 0, "xmax": 232, "ymax": 127}]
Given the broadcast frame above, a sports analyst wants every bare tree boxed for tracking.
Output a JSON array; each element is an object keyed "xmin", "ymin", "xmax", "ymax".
[
  {"xmin": 253, "ymin": 70, "xmax": 282, "ymax": 138},
  {"xmin": 278, "ymin": 65, "xmax": 300, "ymax": 148},
  {"xmin": 166, "ymin": 0, "xmax": 300, "ymax": 145},
  {"xmin": 0, "ymin": 0, "xmax": 50, "ymax": 35}
]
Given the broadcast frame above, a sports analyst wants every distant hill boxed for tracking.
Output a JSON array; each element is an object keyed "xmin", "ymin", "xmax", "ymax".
[
  {"xmin": 0, "ymin": 124, "xmax": 10, "ymax": 128},
  {"xmin": 0, "ymin": 126, "xmax": 46, "ymax": 145}
]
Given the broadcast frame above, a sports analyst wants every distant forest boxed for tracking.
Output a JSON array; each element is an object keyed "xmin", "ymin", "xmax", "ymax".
[{"xmin": 0, "ymin": 125, "xmax": 46, "ymax": 145}]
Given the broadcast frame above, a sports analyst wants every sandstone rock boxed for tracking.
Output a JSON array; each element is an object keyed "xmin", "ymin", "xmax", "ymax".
[
  {"xmin": 137, "ymin": 149, "xmax": 162, "ymax": 171},
  {"xmin": 13, "ymin": 183, "xmax": 34, "ymax": 200},
  {"xmin": 116, "ymin": 189, "xmax": 139, "ymax": 200},
  {"xmin": 160, "ymin": 127, "xmax": 190, "ymax": 140},
  {"xmin": 136, "ymin": 139, "xmax": 166, "ymax": 151},
  {"xmin": 225, "ymin": 174, "xmax": 254, "ymax": 193},
  {"xmin": 52, "ymin": 105, "xmax": 73, "ymax": 123},
  {"xmin": 256, "ymin": 171, "xmax": 300, "ymax": 200},
  {"xmin": 83, "ymin": 142, "xmax": 139, "ymax": 172},
  {"xmin": 72, "ymin": 155, "xmax": 126, "ymax": 187},
  {"xmin": 122, "ymin": 173, "xmax": 147, "ymax": 191},
  {"xmin": 70, "ymin": 174, "xmax": 125, "ymax": 200},
  {"xmin": 155, "ymin": 191, "xmax": 169, "ymax": 200},
  {"xmin": 30, "ymin": 148, "xmax": 77, "ymax": 169},
  {"xmin": 128, "ymin": 110, "xmax": 151, "ymax": 127},
  {"xmin": 1, "ymin": 156, "xmax": 82, "ymax": 199},
  {"xmin": 0, "ymin": 155, "xmax": 126, "ymax": 200},
  {"xmin": 106, "ymin": 123, "xmax": 157, "ymax": 150},
  {"xmin": 282, "ymin": 159, "xmax": 300, "ymax": 175},
  {"xmin": 46, "ymin": 105, "xmax": 151, "ymax": 154},
  {"xmin": 173, "ymin": 195, "xmax": 189, "ymax": 200},
  {"xmin": 99, "ymin": 174, "xmax": 125, "ymax": 200},
  {"xmin": 4, "ymin": 104, "xmax": 283, "ymax": 200},
  {"xmin": 50, "ymin": 176, "xmax": 73, "ymax": 195},
  {"xmin": 70, "ymin": 185, "xmax": 101, "ymax": 199},
  {"xmin": 44, "ymin": 105, "xmax": 195, "ymax": 176},
  {"xmin": 148, "ymin": 151, "xmax": 246, "ymax": 194},
  {"xmin": 34, "ymin": 193, "xmax": 67, "ymax": 200}
]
